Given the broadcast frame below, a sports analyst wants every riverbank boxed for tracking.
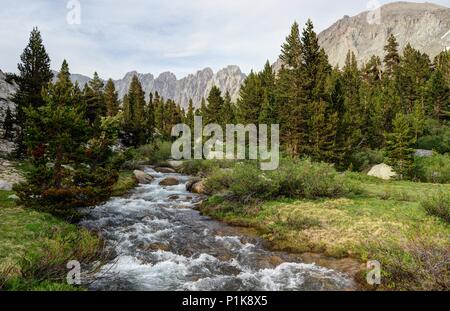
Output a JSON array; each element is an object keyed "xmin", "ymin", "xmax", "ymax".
[
  {"xmin": 190, "ymin": 161, "xmax": 450, "ymax": 291},
  {"xmin": 0, "ymin": 170, "xmax": 137, "ymax": 290}
]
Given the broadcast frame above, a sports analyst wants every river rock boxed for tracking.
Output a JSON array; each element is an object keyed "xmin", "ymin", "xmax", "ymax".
[
  {"xmin": 154, "ymin": 166, "xmax": 176, "ymax": 173},
  {"xmin": 186, "ymin": 177, "xmax": 202, "ymax": 191},
  {"xmin": 168, "ymin": 195, "xmax": 179, "ymax": 201},
  {"xmin": 367, "ymin": 163, "xmax": 397, "ymax": 180},
  {"xmin": 191, "ymin": 180, "xmax": 207, "ymax": 194},
  {"xmin": 144, "ymin": 243, "xmax": 170, "ymax": 252},
  {"xmin": 0, "ymin": 180, "xmax": 12, "ymax": 191},
  {"xmin": 133, "ymin": 170, "xmax": 154, "ymax": 184},
  {"xmin": 159, "ymin": 177, "xmax": 180, "ymax": 186},
  {"xmin": 167, "ymin": 160, "xmax": 183, "ymax": 170},
  {"xmin": 414, "ymin": 149, "xmax": 434, "ymax": 157}
]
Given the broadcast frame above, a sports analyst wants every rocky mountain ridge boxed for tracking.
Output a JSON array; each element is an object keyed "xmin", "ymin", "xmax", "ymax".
[{"xmin": 317, "ymin": 2, "xmax": 450, "ymax": 67}]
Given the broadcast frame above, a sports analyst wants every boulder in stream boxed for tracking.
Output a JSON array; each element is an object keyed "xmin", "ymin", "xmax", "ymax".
[
  {"xmin": 159, "ymin": 177, "xmax": 180, "ymax": 186},
  {"xmin": 167, "ymin": 160, "xmax": 184, "ymax": 170},
  {"xmin": 191, "ymin": 180, "xmax": 208, "ymax": 194},
  {"xmin": 154, "ymin": 166, "xmax": 176, "ymax": 173},
  {"xmin": 133, "ymin": 170, "xmax": 154, "ymax": 184},
  {"xmin": 186, "ymin": 177, "xmax": 202, "ymax": 191}
]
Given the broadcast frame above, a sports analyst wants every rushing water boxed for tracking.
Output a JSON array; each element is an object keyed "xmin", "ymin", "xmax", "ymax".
[{"xmin": 81, "ymin": 167, "xmax": 355, "ymax": 291}]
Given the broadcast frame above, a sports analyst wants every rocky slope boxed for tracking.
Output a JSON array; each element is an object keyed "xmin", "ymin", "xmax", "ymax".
[
  {"xmin": 318, "ymin": 2, "xmax": 450, "ymax": 67},
  {"xmin": 0, "ymin": 70, "xmax": 17, "ymax": 155}
]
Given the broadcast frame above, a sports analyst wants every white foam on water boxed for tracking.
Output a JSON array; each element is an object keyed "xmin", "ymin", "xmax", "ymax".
[{"xmin": 85, "ymin": 168, "xmax": 355, "ymax": 291}]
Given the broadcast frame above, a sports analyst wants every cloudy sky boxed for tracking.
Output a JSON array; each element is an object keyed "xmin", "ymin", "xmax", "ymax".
[{"xmin": 0, "ymin": 0, "xmax": 448, "ymax": 79}]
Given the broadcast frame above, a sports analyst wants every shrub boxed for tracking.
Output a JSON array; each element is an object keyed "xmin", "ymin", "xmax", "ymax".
[
  {"xmin": 204, "ymin": 158, "xmax": 349, "ymax": 202},
  {"xmin": 347, "ymin": 149, "xmax": 384, "ymax": 172},
  {"xmin": 414, "ymin": 154, "xmax": 450, "ymax": 183},
  {"xmin": 421, "ymin": 191, "xmax": 450, "ymax": 223},
  {"xmin": 137, "ymin": 140, "xmax": 172, "ymax": 165},
  {"xmin": 180, "ymin": 159, "xmax": 236, "ymax": 177},
  {"xmin": 416, "ymin": 119, "xmax": 450, "ymax": 154}
]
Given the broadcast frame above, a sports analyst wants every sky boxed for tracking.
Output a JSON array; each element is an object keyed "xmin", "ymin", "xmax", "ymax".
[{"xmin": 0, "ymin": 0, "xmax": 449, "ymax": 79}]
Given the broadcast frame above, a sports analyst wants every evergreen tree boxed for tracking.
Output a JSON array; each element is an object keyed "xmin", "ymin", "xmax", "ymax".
[
  {"xmin": 85, "ymin": 72, "xmax": 106, "ymax": 125},
  {"xmin": 121, "ymin": 75, "xmax": 147, "ymax": 146},
  {"xmin": 409, "ymin": 101, "xmax": 426, "ymax": 143},
  {"xmin": 185, "ymin": 99, "xmax": 195, "ymax": 130},
  {"xmin": 104, "ymin": 78, "xmax": 119, "ymax": 117},
  {"xmin": 385, "ymin": 113, "xmax": 415, "ymax": 179},
  {"xmin": 199, "ymin": 97, "xmax": 207, "ymax": 118},
  {"xmin": 145, "ymin": 92, "xmax": 155, "ymax": 141},
  {"xmin": 15, "ymin": 60, "xmax": 118, "ymax": 218},
  {"xmin": 425, "ymin": 53, "xmax": 450, "ymax": 120},
  {"xmin": 383, "ymin": 34, "xmax": 400, "ymax": 78},
  {"xmin": 397, "ymin": 43, "xmax": 431, "ymax": 113},
  {"xmin": 280, "ymin": 22, "xmax": 302, "ymax": 69},
  {"xmin": 204, "ymin": 86, "xmax": 224, "ymax": 125},
  {"xmin": 258, "ymin": 61, "xmax": 277, "ymax": 124},
  {"xmin": 338, "ymin": 50, "xmax": 364, "ymax": 158},
  {"xmin": 153, "ymin": 92, "xmax": 164, "ymax": 133},
  {"xmin": 2, "ymin": 106, "xmax": 14, "ymax": 140},
  {"xmin": 309, "ymin": 100, "xmax": 338, "ymax": 162},
  {"xmin": 237, "ymin": 72, "xmax": 262, "ymax": 124},
  {"xmin": 222, "ymin": 91, "xmax": 235, "ymax": 126},
  {"xmin": 13, "ymin": 27, "xmax": 53, "ymax": 157}
]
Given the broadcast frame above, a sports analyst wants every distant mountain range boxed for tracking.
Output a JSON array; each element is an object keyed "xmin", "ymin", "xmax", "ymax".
[{"xmin": 51, "ymin": 66, "xmax": 246, "ymax": 109}]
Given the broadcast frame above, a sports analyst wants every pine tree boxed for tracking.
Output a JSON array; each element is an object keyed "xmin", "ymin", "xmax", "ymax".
[
  {"xmin": 121, "ymin": 75, "xmax": 147, "ymax": 146},
  {"xmin": 258, "ymin": 61, "xmax": 277, "ymax": 124},
  {"xmin": 203, "ymin": 86, "xmax": 224, "ymax": 125},
  {"xmin": 15, "ymin": 60, "xmax": 118, "ymax": 218},
  {"xmin": 145, "ymin": 92, "xmax": 155, "ymax": 141},
  {"xmin": 385, "ymin": 113, "xmax": 415, "ymax": 179},
  {"xmin": 383, "ymin": 34, "xmax": 400, "ymax": 78},
  {"xmin": 397, "ymin": 43, "xmax": 431, "ymax": 113},
  {"xmin": 185, "ymin": 99, "xmax": 195, "ymax": 130},
  {"xmin": 13, "ymin": 27, "xmax": 53, "ymax": 157},
  {"xmin": 409, "ymin": 101, "xmax": 426, "ymax": 143},
  {"xmin": 338, "ymin": 50, "xmax": 364, "ymax": 158},
  {"xmin": 237, "ymin": 72, "xmax": 262, "ymax": 124},
  {"xmin": 280, "ymin": 22, "xmax": 302, "ymax": 69},
  {"xmin": 85, "ymin": 72, "xmax": 106, "ymax": 125},
  {"xmin": 199, "ymin": 97, "xmax": 207, "ymax": 118},
  {"xmin": 309, "ymin": 100, "xmax": 338, "ymax": 162},
  {"xmin": 425, "ymin": 53, "xmax": 450, "ymax": 120},
  {"xmin": 21, "ymin": 60, "xmax": 87, "ymax": 189},
  {"xmin": 104, "ymin": 78, "xmax": 119, "ymax": 117},
  {"xmin": 153, "ymin": 92, "xmax": 164, "ymax": 133},
  {"xmin": 2, "ymin": 106, "xmax": 14, "ymax": 140},
  {"xmin": 222, "ymin": 91, "xmax": 235, "ymax": 126}
]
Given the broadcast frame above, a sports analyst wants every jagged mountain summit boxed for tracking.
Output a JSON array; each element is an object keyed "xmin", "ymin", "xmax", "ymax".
[
  {"xmin": 318, "ymin": 1, "xmax": 450, "ymax": 67},
  {"xmin": 114, "ymin": 65, "xmax": 245, "ymax": 109},
  {"xmin": 52, "ymin": 66, "xmax": 246, "ymax": 109}
]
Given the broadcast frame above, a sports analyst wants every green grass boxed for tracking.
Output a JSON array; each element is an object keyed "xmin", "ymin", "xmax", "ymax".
[
  {"xmin": 201, "ymin": 171, "xmax": 450, "ymax": 290},
  {"xmin": 0, "ymin": 191, "xmax": 105, "ymax": 290},
  {"xmin": 111, "ymin": 170, "xmax": 138, "ymax": 196}
]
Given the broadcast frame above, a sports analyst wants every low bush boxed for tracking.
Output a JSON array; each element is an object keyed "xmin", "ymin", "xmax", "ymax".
[
  {"xmin": 416, "ymin": 119, "xmax": 450, "ymax": 154},
  {"xmin": 413, "ymin": 154, "xmax": 450, "ymax": 184},
  {"xmin": 120, "ymin": 140, "xmax": 173, "ymax": 169},
  {"xmin": 180, "ymin": 159, "xmax": 236, "ymax": 177},
  {"xmin": 204, "ymin": 158, "xmax": 350, "ymax": 202},
  {"xmin": 421, "ymin": 191, "xmax": 450, "ymax": 223},
  {"xmin": 347, "ymin": 149, "xmax": 384, "ymax": 172}
]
